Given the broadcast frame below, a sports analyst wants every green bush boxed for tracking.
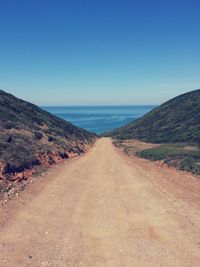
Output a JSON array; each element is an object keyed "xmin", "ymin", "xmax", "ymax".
[
  {"xmin": 136, "ymin": 145, "xmax": 200, "ymax": 175},
  {"xmin": 136, "ymin": 145, "xmax": 182, "ymax": 161},
  {"xmin": 34, "ymin": 131, "xmax": 43, "ymax": 140},
  {"xmin": 4, "ymin": 121, "xmax": 16, "ymax": 129}
]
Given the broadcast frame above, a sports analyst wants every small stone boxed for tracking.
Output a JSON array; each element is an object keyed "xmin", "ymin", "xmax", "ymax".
[{"xmin": 28, "ymin": 255, "xmax": 33, "ymax": 259}]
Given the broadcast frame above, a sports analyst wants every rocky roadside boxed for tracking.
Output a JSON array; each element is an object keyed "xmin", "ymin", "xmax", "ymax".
[{"xmin": 0, "ymin": 142, "xmax": 95, "ymax": 205}]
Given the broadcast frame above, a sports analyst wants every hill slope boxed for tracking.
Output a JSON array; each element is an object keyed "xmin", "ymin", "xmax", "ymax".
[
  {"xmin": 0, "ymin": 90, "xmax": 96, "ymax": 192},
  {"xmin": 108, "ymin": 89, "xmax": 200, "ymax": 144}
]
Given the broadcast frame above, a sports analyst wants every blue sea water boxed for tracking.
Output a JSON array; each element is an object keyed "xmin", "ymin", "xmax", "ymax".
[{"xmin": 42, "ymin": 106, "xmax": 156, "ymax": 135}]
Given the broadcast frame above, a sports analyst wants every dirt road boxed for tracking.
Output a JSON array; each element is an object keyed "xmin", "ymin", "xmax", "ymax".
[{"xmin": 0, "ymin": 138, "xmax": 200, "ymax": 266}]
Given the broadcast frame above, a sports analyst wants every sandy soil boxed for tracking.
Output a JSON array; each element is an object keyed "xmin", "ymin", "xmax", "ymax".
[
  {"xmin": 0, "ymin": 138, "xmax": 200, "ymax": 267},
  {"xmin": 115, "ymin": 139, "xmax": 159, "ymax": 150}
]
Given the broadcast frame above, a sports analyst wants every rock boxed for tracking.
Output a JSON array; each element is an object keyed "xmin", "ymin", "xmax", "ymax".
[{"xmin": 7, "ymin": 136, "xmax": 13, "ymax": 143}]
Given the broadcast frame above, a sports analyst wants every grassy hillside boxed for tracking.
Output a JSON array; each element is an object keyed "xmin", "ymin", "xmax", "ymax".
[
  {"xmin": 107, "ymin": 89, "xmax": 200, "ymax": 144},
  {"xmin": 0, "ymin": 89, "xmax": 96, "ymax": 192}
]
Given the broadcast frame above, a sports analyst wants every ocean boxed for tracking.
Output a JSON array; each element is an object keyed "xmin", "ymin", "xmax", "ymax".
[{"xmin": 42, "ymin": 106, "xmax": 156, "ymax": 135}]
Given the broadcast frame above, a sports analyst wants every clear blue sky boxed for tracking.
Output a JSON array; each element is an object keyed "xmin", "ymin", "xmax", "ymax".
[{"xmin": 0, "ymin": 0, "xmax": 199, "ymax": 105}]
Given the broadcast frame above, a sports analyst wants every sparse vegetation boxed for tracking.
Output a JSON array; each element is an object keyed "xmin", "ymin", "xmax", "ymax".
[
  {"xmin": 107, "ymin": 89, "xmax": 200, "ymax": 144},
  {"xmin": 137, "ymin": 145, "xmax": 200, "ymax": 175},
  {"xmin": 109, "ymin": 90, "xmax": 200, "ymax": 176},
  {"xmin": 0, "ymin": 89, "xmax": 97, "ymax": 188},
  {"xmin": 113, "ymin": 140, "xmax": 200, "ymax": 175}
]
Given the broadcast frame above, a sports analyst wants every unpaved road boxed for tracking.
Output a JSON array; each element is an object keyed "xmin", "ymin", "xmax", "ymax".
[{"xmin": 0, "ymin": 138, "xmax": 200, "ymax": 266}]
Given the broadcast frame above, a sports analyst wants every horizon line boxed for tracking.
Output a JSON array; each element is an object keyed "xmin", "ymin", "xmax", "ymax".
[{"xmin": 41, "ymin": 104, "xmax": 158, "ymax": 108}]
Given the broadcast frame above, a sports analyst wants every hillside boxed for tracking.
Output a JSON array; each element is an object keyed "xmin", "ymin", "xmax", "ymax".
[
  {"xmin": 107, "ymin": 89, "xmax": 200, "ymax": 144},
  {"xmin": 0, "ymin": 90, "xmax": 96, "ymax": 193}
]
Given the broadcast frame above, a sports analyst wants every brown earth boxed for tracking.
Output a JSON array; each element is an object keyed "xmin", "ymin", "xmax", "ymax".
[
  {"xmin": 0, "ymin": 138, "xmax": 200, "ymax": 266},
  {"xmin": 0, "ymin": 149, "xmax": 81, "ymax": 197}
]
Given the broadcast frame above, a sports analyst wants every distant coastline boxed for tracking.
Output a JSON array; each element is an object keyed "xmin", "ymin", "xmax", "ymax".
[{"xmin": 43, "ymin": 105, "xmax": 156, "ymax": 134}]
